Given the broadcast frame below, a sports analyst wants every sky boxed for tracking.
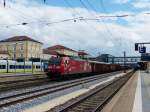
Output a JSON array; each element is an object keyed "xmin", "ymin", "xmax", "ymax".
[{"xmin": 0, "ymin": 0, "xmax": 150, "ymax": 56}]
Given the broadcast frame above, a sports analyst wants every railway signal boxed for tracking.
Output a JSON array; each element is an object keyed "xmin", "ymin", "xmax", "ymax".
[
  {"xmin": 139, "ymin": 46, "xmax": 146, "ymax": 53},
  {"xmin": 135, "ymin": 43, "xmax": 148, "ymax": 53},
  {"xmin": 135, "ymin": 43, "xmax": 138, "ymax": 51}
]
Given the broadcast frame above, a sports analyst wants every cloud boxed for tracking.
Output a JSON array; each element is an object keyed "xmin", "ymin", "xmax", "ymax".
[
  {"xmin": 113, "ymin": 0, "xmax": 130, "ymax": 4},
  {"xmin": 132, "ymin": 0, "xmax": 150, "ymax": 9},
  {"xmin": 133, "ymin": 2, "xmax": 150, "ymax": 9},
  {"xmin": 0, "ymin": 0, "xmax": 147, "ymax": 56}
]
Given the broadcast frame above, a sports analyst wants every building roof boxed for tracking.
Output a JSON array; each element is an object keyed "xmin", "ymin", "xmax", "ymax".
[
  {"xmin": 46, "ymin": 45, "xmax": 77, "ymax": 52},
  {"xmin": 97, "ymin": 54, "xmax": 114, "ymax": 59},
  {"xmin": 43, "ymin": 49, "xmax": 58, "ymax": 55},
  {"xmin": 78, "ymin": 51, "xmax": 88, "ymax": 56},
  {"xmin": 0, "ymin": 36, "xmax": 43, "ymax": 44},
  {"xmin": 100, "ymin": 54, "xmax": 114, "ymax": 57}
]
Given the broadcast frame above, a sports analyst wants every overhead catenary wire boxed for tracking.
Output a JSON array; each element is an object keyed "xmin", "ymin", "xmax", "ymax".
[
  {"xmin": 86, "ymin": 0, "xmax": 98, "ymax": 13},
  {"xmin": 96, "ymin": 0, "xmax": 138, "ymax": 45},
  {"xmin": 79, "ymin": 0, "xmax": 97, "ymax": 17},
  {"xmin": 63, "ymin": 0, "xmax": 105, "ymax": 52},
  {"xmin": 0, "ymin": 1, "xmax": 38, "ymax": 24},
  {"xmin": 100, "ymin": 0, "xmax": 128, "ymax": 56},
  {"xmin": 78, "ymin": 0, "xmax": 110, "ymax": 37},
  {"xmin": 99, "ymin": 0, "xmax": 107, "ymax": 13},
  {"xmin": 58, "ymin": 0, "xmax": 110, "ymax": 52},
  {"xmin": 0, "ymin": 12, "xmax": 149, "ymax": 28},
  {"xmin": 85, "ymin": 0, "xmax": 117, "ymax": 55},
  {"xmin": 9, "ymin": 1, "xmax": 42, "ymax": 22},
  {"xmin": 63, "ymin": 0, "xmax": 102, "ymax": 36},
  {"xmin": 63, "ymin": 0, "xmax": 95, "ymax": 24},
  {"xmin": 2, "ymin": 0, "xmax": 51, "ymax": 25},
  {"xmin": 0, "ymin": 0, "xmax": 150, "ymax": 26},
  {"xmin": 63, "ymin": 0, "xmax": 82, "ymax": 22},
  {"xmin": 42, "ymin": 0, "xmax": 78, "ymax": 46},
  {"xmin": 1, "ymin": 0, "xmax": 150, "ymax": 27},
  {"xmin": 82, "ymin": 0, "xmax": 116, "ymax": 42}
]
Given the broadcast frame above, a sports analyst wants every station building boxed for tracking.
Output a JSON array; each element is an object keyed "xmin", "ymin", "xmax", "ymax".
[
  {"xmin": 0, "ymin": 51, "xmax": 10, "ymax": 59},
  {"xmin": 42, "ymin": 49, "xmax": 57, "ymax": 60},
  {"xmin": 0, "ymin": 36, "xmax": 43, "ymax": 60},
  {"xmin": 141, "ymin": 53, "xmax": 150, "ymax": 61},
  {"xmin": 44, "ymin": 45, "xmax": 78, "ymax": 57},
  {"xmin": 78, "ymin": 50, "xmax": 90, "ymax": 59},
  {"xmin": 94, "ymin": 54, "xmax": 115, "ymax": 63}
]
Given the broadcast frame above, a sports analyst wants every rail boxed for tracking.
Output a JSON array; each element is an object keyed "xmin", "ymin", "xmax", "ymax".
[{"xmin": 49, "ymin": 71, "xmax": 134, "ymax": 112}]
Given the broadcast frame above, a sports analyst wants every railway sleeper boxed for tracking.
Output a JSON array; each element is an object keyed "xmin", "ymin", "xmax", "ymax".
[
  {"xmin": 51, "ymin": 71, "xmax": 134, "ymax": 112},
  {"xmin": 77, "ymin": 103, "xmax": 98, "ymax": 107}
]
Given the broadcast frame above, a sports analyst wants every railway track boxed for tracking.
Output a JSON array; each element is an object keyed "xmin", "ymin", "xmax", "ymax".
[
  {"xmin": 0, "ymin": 71, "xmax": 127, "ymax": 109},
  {"xmin": 0, "ymin": 73, "xmax": 45, "ymax": 78},
  {"xmin": 0, "ymin": 78, "xmax": 51, "ymax": 92},
  {"xmin": 49, "ymin": 71, "xmax": 134, "ymax": 112},
  {"xmin": 0, "ymin": 73, "xmax": 48, "ymax": 92},
  {"xmin": 0, "ymin": 77, "xmax": 48, "ymax": 85},
  {"xmin": 0, "ymin": 74, "xmax": 47, "ymax": 83},
  {"xmin": 0, "ymin": 71, "xmax": 123, "ymax": 92}
]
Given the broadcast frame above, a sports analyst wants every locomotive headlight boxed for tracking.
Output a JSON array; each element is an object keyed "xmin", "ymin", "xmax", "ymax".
[
  {"xmin": 56, "ymin": 66, "xmax": 60, "ymax": 69},
  {"xmin": 48, "ymin": 66, "xmax": 52, "ymax": 69}
]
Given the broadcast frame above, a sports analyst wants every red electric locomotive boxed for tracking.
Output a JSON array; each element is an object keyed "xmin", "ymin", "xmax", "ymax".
[
  {"xmin": 47, "ymin": 56, "xmax": 92, "ymax": 77},
  {"xmin": 46, "ymin": 56, "xmax": 127, "ymax": 78}
]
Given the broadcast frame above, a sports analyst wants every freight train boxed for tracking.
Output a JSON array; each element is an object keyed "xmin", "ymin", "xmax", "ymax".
[{"xmin": 46, "ymin": 56, "xmax": 127, "ymax": 78}]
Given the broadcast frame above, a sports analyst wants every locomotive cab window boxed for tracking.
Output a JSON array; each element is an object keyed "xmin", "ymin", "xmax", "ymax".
[
  {"xmin": 64, "ymin": 60, "xmax": 68, "ymax": 64},
  {"xmin": 49, "ymin": 57, "xmax": 61, "ymax": 65}
]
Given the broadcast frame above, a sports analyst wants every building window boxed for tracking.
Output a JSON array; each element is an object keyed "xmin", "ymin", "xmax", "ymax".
[
  {"xmin": 20, "ymin": 54, "xmax": 23, "ymax": 58},
  {"xmin": 13, "ymin": 44, "xmax": 17, "ymax": 51},
  {"xmin": 21, "ymin": 44, "xmax": 24, "ymax": 50},
  {"xmin": 14, "ymin": 54, "xmax": 16, "ymax": 59},
  {"xmin": 2, "ymin": 46, "xmax": 6, "ymax": 51}
]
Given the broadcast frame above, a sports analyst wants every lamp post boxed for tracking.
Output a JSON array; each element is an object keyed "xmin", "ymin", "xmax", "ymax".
[
  {"xmin": 24, "ymin": 57, "xmax": 25, "ymax": 73},
  {"xmin": 14, "ymin": 43, "xmax": 17, "ymax": 74},
  {"xmin": 31, "ymin": 57, "xmax": 33, "ymax": 73},
  {"xmin": 40, "ymin": 54, "xmax": 43, "ymax": 72},
  {"xmin": 123, "ymin": 51, "xmax": 126, "ymax": 73},
  {"xmin": 6, "ymin": 57, "xmax": 8, "ymax": 73},
  {"xmin": 4, "ymin": 0, "xmax": 6, "ymax": 8}
]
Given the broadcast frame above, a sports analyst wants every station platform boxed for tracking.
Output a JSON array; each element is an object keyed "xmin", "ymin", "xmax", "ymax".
[
  {"xmin": 102, "ymin": 70, "xmax": 150, "ymax": 112},
  {"xmin": 0, "ymin": 72, "xmax": 45, "ymax": 77}
]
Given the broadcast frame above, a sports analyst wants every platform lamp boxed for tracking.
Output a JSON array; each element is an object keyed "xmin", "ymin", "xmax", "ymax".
[{"xmin": 135, "ymin": 43, "xmax": 139, "ymax": 51}]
